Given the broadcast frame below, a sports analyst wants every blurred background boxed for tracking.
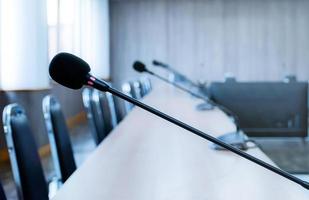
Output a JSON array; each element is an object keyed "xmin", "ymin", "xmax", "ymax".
[{"xmin": 1, "ymin": 0, "xmax": 309, "ymax": 199}]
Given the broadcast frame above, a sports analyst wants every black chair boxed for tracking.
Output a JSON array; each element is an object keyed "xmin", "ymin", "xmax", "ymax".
[
  {"xmin": 121, "ymin": 83, "xmax": 134, "ymax": 112},
  {"xmin": 42, "ymin": 95, "xmax": 76, "ymax": 183},
  {"xmin": 224, "ymin": 73, "xmax": 237, "ymax": 83},
  {"xmin": 92, "ymin": 90, "xmax": 117, "ymax": 132},
  {"xmin": 2, "ymin": 104, "xmax": 49, "ymax": 200},
  {"xmin": 0, "ymin": 180, "xmax": 7, "ymax": 200},
  {"xmin": 82, "ymin": 88, "xmax": 109, "ymax": 145},
  {"xmin": 284, "ymin": 74, "xmax": 297, "ymax": 83},
  {"xmin": 139, "ymin": 76, "xmax": 152, "ymax": 97},
  {"xmin": 82, "ymin": 88, "xmax": 98, "ymax": 142},
  {"xmin": 129, "ymin": 81, "xmax": 142, "ymax": 99}
]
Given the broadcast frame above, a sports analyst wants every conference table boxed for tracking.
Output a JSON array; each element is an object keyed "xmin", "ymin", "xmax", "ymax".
[{"xmin": 53, "ymin": 83, "xmax": 309, "ymax": 200}]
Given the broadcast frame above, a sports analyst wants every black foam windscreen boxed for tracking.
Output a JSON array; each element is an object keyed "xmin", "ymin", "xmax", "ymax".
[
  {"xmin": 133, "ymin": 61, "xmax": 147, "ymax": 73},
  {"xmin": 49, "ymin": 53, "xmax": 91, "ymax": 90},
  {"xmin": 152, "ymin": 60, "xmax": 161, "ymax": 66},
  {"xmin": 152, "ymin": 60, "xmax": 168, "ymax": 68}
]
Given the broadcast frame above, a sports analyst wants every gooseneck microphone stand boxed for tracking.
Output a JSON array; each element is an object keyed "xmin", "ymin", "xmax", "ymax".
[
  {"xmin": 153, "ymin": 60, "xmax": 200, "ymax": 89},
  {"xmin": 139, "ymin": 68, "xmax": 249, "ymax": 150},
  {"xmin": 87, "ymin": 74, "xmax": 309, "ymax": 190},
  {"xmin": 49, "ymin": 53, "xmax": 309, "ymax": 190},
  {"xmin": 147, "ymin": 70, "xmax": 214, "ymax": 110}
]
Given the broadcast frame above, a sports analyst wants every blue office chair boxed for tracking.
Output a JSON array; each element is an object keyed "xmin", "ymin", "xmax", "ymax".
[
  {"xmin": 42, "ymin": 95, "xmax": 77, "ymax": 183},
  {"xmin": 2, "ymin": 104, "xmax": 49, "ymax": 200}
]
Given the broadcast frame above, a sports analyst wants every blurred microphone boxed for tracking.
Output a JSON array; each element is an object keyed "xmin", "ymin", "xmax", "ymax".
[
  {"xmin": 133, "ymin": 61, "xmax": 214, "ymax": 109},
  {"xmin": 152, "ymin": 60, "xmax": 169, "ymax": 69},
  {"xmin": 133, "ymin": 61, "xmax": 248, "ymax": 150},
  {"xmin": 153, "ymin": 60, "xmax": 200, "ymax": 88},
  {"xmin": 49, "ymin": 52, "xmax": 309, "ymax": 190}
]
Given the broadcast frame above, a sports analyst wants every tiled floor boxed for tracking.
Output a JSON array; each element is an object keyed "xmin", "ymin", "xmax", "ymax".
[{"xmin": 1, "ymin": 123, "xmax": 309, "ymax": 199}]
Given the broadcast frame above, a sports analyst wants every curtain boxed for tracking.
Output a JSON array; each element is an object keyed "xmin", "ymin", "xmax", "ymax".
[
  {"xmin": 0, "ymin": 0, "xmax": 110, "ymax": 90},
  {"xmin": 0, "ymin": 0, "xmax": 49, "ymax": 90},
  {"xmin": 49, "ymin": 0, "xmax": 110, "ymax": 79}
]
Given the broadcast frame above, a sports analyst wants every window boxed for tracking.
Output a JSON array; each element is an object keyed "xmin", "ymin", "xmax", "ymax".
[
  {"xmin": 0, "ymin": 0, "xmax": 109, "ymax": 90},
  {"xmin": 47, "ymin": 0, "xmax": 110, "ymax": 79},
  {"xmin": 0, "ymin": 0, "xmax": 49, "ymax": 90}
]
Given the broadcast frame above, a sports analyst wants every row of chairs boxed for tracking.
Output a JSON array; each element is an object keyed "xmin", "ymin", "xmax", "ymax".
[
  {"xmin": 82, "ymin": 88, "xmax": 118, "ymax": 145},
  {"xmin": 120, "ymin": 77, "xmax": 152, "ymax": 115},
  {"xmin": 82, "ymin": 77, "xmax": 152, "ymax": 144},
  {"xmin": 0, "ymin": 76, "xmax": 152, "ymax": 200}
]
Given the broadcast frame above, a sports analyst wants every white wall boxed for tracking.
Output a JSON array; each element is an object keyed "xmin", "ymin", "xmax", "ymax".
[{"xmin": 110, "ymin": 0, "xmax": 309, "ymax": 87}]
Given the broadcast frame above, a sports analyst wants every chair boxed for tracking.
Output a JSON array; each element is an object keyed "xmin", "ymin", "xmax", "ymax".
[
  {"xmin": 82, "ymin": 88, "xmax": 98, "ymax": 143},
  {"xmin": 42, "ymin": 95, "xmax": 77, "ymax": 183},
  {"xmin": 107, "ymin": 83, "xmax": 135, "ymax": 122},
  {"xmin": 106, "ymin": 93, "xmax": 118, "ymax": 127},
  {"xmin": 129, "ymin": 81, "xmax": 142, "ymax": 99},
  {"xmin": 0, "ymin": 180, "xmax": 7, "ymax": 200},
  {"xmin": 82, "ymin": 88, "xmax": 109, "ymax": 145},
  {"xmin": 139, "ymin": 76, "xmax": 152, "ymax": 96},
  {"xmin": 92, "ymin": 90, "xmax": 118, "ymax": 132},
  {"xmin": 2, "ymin": 104, "xmax": 49, "ymax": 200},
  {"xmin": 121, "ymin": 83, "xmax": 134, "ymax": 112},
  {"xmin": 284, "ymin": 75, "xmax": 297, "ymax": 83},
  {"xmin": 224, "ymin": 73, "xmax": 237, "ymax": 83}
]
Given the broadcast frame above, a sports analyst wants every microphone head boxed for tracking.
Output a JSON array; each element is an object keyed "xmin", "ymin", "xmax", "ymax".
[
  {"xmin": 49, "ymin": 53, "xmax": 90, "ymax": 90},
  {"xmin": 152, "ymin": 60, "xmax": 168, "ymax": 68},
  {"xmin": 133, "ymin": 61, "xmax": 147, "ymax": 73},
  {"xmin": 152, "ymin": 60, "xmax": 161, "ymax": 66}
]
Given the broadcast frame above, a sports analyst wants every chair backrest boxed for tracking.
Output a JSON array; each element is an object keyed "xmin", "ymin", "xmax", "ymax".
[
  {"xmin": 92, "ymin": 90, "xmax": 117, "ymax": 132},
  {"xmin": 129, "ymin": 81, "xmax": 142, "ymax": 99},
  {"xmin": 0, "ymin": 180, "xmax": 7, "ymax": 200},
  {"xmin": 121, "ymin": 83, "xmax": 134, "ymax": 112},
  {"xmin": 139, "ymin": 76, "xmax": 152, "ymax": 96},
  {"xmin": 105, "ymin": 93, "xmax": 118, "ymax": 127},
  {"xmin": 82, "ymin": 88, "xmax": 98, "ymax": 143},
  {"xmin": 284, "ymin": 74, "xmax": 297, "ymax": 83},
  {"xmin": 82, "ymin": 88, "xmax": 108, "ymax": 145},
  {"xmin": 2, "ymin": 104, "xmax": 48, "ymax": 200},
  {"xmin": 224, "ymin": 73, "xmax": 237, "ymax": 83},
  {"xmin": 42, "ymin": 95, "xmax": 76, "ymax": 183}
]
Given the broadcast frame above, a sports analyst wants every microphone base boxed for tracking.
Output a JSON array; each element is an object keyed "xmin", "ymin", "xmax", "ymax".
[
  {"xmin": 196, "ymin": 102, "xmax": 215, "ymax": 111},
  {"xmin": 211, "ymin": 130, "xmax": 249, "ymax": 151}
]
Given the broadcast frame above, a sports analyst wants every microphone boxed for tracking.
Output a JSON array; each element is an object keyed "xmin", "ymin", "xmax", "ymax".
[
  {"xmin": 152, "ymin": 60, "xmax": 200, "ymax": 88},
  {"xmin": 133, "ymin": 61, "xmax": 248, "ymax": 150},
  {"xmin": 49, "ymin": 52, "xmax": 309, "ymax": 190},
  {"xmin": 152, "ymin": 60, "xmax": 169, "ymax": 69},
  {"xmin": 133, "ymin": 61, "xmax": 213, "ymax": 109}
]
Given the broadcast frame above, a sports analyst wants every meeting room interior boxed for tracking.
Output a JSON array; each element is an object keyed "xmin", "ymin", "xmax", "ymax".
[{"xmin": 1, "ymin": 0, "xmax": 309, "ymax": 199}]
